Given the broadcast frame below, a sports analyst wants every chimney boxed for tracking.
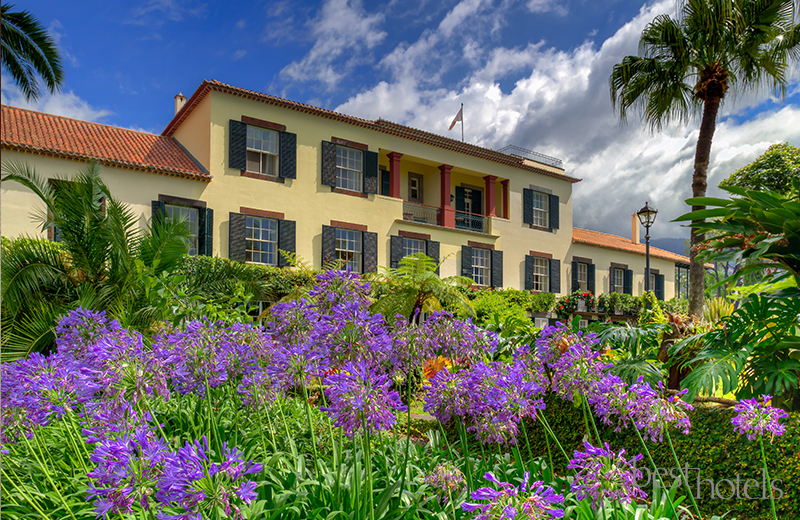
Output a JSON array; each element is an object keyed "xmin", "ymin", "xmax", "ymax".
[
  {"xmin": 174, "ymin": 92, "xmax": 187, "ymax": 115},
  {"xmin": 631, "ymin": 213, "xmax": 640, "ymax": 244}
]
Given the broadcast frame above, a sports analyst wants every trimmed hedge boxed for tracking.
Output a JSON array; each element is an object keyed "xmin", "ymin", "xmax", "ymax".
[{"xmin": 522, "ymin": 396, "xmax": 800, "ymax": 520}]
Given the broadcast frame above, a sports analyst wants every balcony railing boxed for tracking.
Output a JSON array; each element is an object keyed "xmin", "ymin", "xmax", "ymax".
[
  {"xmin": 455, "ymin": 210, "xmax": 488, "ymax": 233},
  {"xmin": 402, "ymin": 201, "xmax": 441, "ymax": 226}
]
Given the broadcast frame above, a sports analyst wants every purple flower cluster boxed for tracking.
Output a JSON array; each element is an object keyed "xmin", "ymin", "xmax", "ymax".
[
  {"xmin": 87, "ymin": 431, "xmax": 261, "ymax": 519},
  {"xmin": 731, "ymin": 395, "xmax": 788, "ymax": 441},
  {"xmin": 568, "ymin": 442, "xmax": 646, "ymax": 507},
  {"xmin": 642, "ymin": 384, "xmax": 693, "ymax": 443},
  {"xmin": 463, "ymin": 472, "xmax": 564, "ymax": 519},
  {"xmin": 424, "ymin": 462, "xmax": 466, "ymax": 501},
  {"xmin": 418, "ymin": 312, "xmax": 499, "ymax": 363},
  {"xmin": 549, "ymin": 342, "xmax": 611, "ymax": 402},
  {"xmin": 321, "ymin": 360, "xmax": 406, "ymax": 437}
]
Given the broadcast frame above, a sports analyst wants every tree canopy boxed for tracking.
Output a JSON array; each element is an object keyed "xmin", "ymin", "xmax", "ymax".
[{"xmin": 721, "ymin": 143, "xmax": 800, "ymax": 194}]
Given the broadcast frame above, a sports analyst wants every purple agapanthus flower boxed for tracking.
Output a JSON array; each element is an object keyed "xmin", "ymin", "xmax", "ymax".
[
  {"xmin": 535, "ymin": 322, "xmax": 599, "ymax": 365},
  {"xmin": 642, "ymin": 383, "xmax": 693, "ymax": 443},
  {"xmin": 268, "ymin": 340, "xmax": 330, "ymax": 390},
  {"xmin": 307, "ymin": 267, "xmax": 372, "ymax": 314},
  {"xmin": 419, "ymin": 312, "xmax": 499, "ymax": 363},
  {"xmin": 237, "ymin": 369, "xmax": 279, "ymax": 410},
  {"xmin": 588, "ymin": 376, "xmax": 655, "ymax": 433},
  {"xmin": 423, "ymin": 367, "xmax": 472, "ymax": 423},
  {"xmin": 425, "ymin": 462, "xmax": 466, "ymax": 502},
  {"xmin": 322, "ymin": 360, "xmax": 406, "ymax": 437},
  {"xmin": 549, "ymin": 342, "xmax": 611, "ymax": 402},
  {"xmin": 568, "ymin": 442, "xmax": 646, "ymax": 507},
  {"xmin": 731, "ymin": 395, "xmax": 788, "ymax": 441},
  {"xmin": 462, "ymin": 472, "xmax": 564, "ymax": 519},
  {"xmin": 314, "ymin": 300, "xmax": 394, "ymax": 366}
]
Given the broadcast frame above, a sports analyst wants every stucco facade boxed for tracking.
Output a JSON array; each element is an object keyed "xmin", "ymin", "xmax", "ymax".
[{"xmin": 1, "ymin": 80, "xmax": 691, "ymax": 302}]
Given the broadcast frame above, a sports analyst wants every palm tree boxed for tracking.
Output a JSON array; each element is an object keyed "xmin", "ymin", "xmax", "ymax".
[
  {"xmin": 368, "ymin": 253, "xmax": 474, "ymax": 322},
  {"xmin": 1, "ymin": 3, "xmax": 64, "ymax": 101},
  {"xmin": 610, "ymin": 0, "xmax": 800, "ymax": 317}
]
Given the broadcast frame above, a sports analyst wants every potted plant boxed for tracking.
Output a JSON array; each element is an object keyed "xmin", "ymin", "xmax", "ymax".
[
  {"xmin": 554, "ymin": 293, "xmax": 578, "ymax": 319},
  {"xmin": 572, "ymin": 290, "xmax": 596, "ymax": 312},
  {"xmin": 597, "ymin": 293, "xmax": 618, "ymax": 315}
]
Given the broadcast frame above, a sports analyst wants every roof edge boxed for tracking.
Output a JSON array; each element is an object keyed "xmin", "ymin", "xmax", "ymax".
[
  {"xmin": 572, "ymin": 227, "xmax": 691, "ymax": 264},
  {"xmin": 162, "ymin": 80, "xmax": 581, "ymax": 184}
]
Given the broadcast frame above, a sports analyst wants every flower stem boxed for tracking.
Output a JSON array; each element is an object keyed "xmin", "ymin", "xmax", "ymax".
[
  {"xmin": 537, "ymin": 413, "xmax": 569, "ymax": 463},
  {"xmin": 301, "ymin": 384, "xmax": 320, "ymax": 476},
  {"xmin": 665, "ymin": 430, "xmax": 702, "ymax": 519},
  {"xmin": 20, "ymin": 433, "xmax": 79, "ymax": 520},
  {"xmin": 632, "ymin": 427, "xmax": 677, "ymax": 515},
  {"xmin": 760, "ymin": 436, "xmax": 778, "ymax": 520}
]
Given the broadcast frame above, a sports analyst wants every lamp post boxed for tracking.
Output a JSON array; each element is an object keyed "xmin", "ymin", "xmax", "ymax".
[{"xmin": 637, "ymin": 202, "xmax": 658, "ymax": 292}]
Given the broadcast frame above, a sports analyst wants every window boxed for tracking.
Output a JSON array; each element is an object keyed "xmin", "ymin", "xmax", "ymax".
[
  {"xmin": 408, "ymin": 173, "xmax": 423, "ymax": 203},
  {"xmin": 472, "ymin": 248, "xmax": 491, "ymax": 286},
  {"xmin": 534, "ymin": 317, "xmax": 549, "ymax": 329},
  {"xmin": 336, "ymin": 146, "xmax": 363, "ymax": 192},
  {"xmin": 577, "ymin": 262, "xmax": 588, "ymax": 291},
  {"xmin": 613, "ymin": 268, "xmax": 625, "ymax": 294},
  {"xmin": 166, "ymin": 204, "xmax": 199, "ymax": 255},
  {"xmin": 649, "ymin": 272, "xmax": 656, "ymax": 292},
  {"xmin": 402, "ymin": 237, "xmax": 426, "ymax": 257},
  {"xmin": 245, "ymin": 216, "xmax": 278, "ymax": 265},
  {"xmin": 676, "ymin": 264, "xmax": 690, "ymax": 298},
  {"xmin": 533, "ymin": 257, "xmax": 550, "ymax": 292},
  {"xmin": 246, "ymin": 126, "xmax": 279, "ymax": 176},
  {"xmin": 532, "ymin": 191, "xmax": 549, "ymax": 228},
  {"xmin": 579, "ymin": 319, "xmax": 589, "ymax": 328},
  {"xmin": 335, "ymin": 228, "xmax": 362, "ymax": 273}
]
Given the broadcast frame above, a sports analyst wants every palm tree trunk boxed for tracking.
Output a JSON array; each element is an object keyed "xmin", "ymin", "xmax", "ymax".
[{"xmin": 688, "ymin": 96, "xmax": 721, "ymax": 317}]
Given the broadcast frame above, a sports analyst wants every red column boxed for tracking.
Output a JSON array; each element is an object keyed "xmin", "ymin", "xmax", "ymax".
[
  {"xmin": 500, "ymin": 179, "xmax": 509, "ymax": 219},
  {"xmin": 483, "ymin": 175, "xmax": 497, "ymax": 217},
  {"xmin": 387, "ymin": 152, "xmax": 403, "ymax": 198},
  {"xmin": 439, "ymin": 164, "xmax": 454, "ymax": 228}
]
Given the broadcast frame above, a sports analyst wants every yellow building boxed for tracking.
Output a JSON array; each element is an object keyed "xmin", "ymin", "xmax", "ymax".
[{"xmin": 1, "ymin": 80, "xmax": 691, "ymax": 304}]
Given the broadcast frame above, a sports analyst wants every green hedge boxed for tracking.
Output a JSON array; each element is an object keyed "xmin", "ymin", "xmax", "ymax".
[
  {"xmin": 457, "ymin": 288, "xmax": 555, "ymax": 325},
  {"xmin": 522, "ymin": 396, "xmax": 800, "ymax": 520}
]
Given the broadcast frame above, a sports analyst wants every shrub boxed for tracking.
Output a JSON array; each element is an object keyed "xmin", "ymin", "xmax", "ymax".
[{"xmin": 457, "ymin": 288, "xmax": 555, "ymax": 325}]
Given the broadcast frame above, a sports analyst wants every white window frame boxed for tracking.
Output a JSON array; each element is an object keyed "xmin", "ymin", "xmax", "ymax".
[
  {"xmin": 472, "ymin": 248, "xmax": 491, "ymax": 287},
  {"xmin": 613, "ymin": 268, "xmax": 625, "ymax": 294},
  {"xmin": 533, "ymin": 257, "xmax": 550, "ymax": 292},
  {"xmin": 534, "ymin": 317, "xmax": 549, "ymax": 329},
  {"xmin": 532, "ymin": 191, "xmax": 549, "ymax": 228},
  {"xmin": 577, "ymin": 262, "xmax": 588, "ymax": 292},
  {"xmin": 246, "ymin": 126, "xmax": 279, "ymax": 176},
  {"xmin": 676, "ymin": 265, "xmax": 690, "ymax": 298},
  {"xmin": 335, "ymin": 228, "xmax": 362, "ymax": 273},
  {"xmin": 165, "ymin": 204, "xmax": 199, "ymax": 255},
  {"xmin": 579, "ymin": 319, "xmax": 589, "ymax": 328},
  {"xmin": 649, "ymin": 272, "xmax": 657, "ymax": 292},
  {"xmin": 402, "ymin": 237, "xmax": 426, "ymax": 258},
  {"xmin": 245, "ymin": 215, "xmax": 278, "ymax": 266},
  {"xmin": 335, "ymin": 146, "xmax": 363, "ymax": 192}
]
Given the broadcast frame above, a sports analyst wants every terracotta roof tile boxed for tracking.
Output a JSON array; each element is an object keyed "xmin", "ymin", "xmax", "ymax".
[
  {"xmin": 164, "ymin": 80, "xmax": 579, "ymax": 183},
  {"xmin": 1, "ymin": 105, "xmax": 209, "ymax": 182},
  {"xmin": 573, "ymin": 227, "xmax": 691, "ymax": 264}
]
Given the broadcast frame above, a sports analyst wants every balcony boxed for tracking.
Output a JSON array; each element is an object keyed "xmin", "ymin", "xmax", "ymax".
[
  {"xmin": 402, "ymin": 201, "xmax": 441, "ymax": 226},
  {"xmin": 455, "ymin": 210, "xmax": 488, "ymax": 233}
]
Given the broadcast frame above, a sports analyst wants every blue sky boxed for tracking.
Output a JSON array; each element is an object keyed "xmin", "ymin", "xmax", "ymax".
[{"xmin": 3, "ymin": 0, "xmax": 799, "ymax": 240}]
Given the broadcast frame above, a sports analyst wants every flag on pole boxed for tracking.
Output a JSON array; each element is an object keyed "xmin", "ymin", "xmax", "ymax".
[{"xmin": 448, "ymin": 105, "xmax": 463, "ymax": 130}]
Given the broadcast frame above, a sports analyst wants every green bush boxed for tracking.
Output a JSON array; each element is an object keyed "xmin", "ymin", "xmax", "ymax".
[
  {"xmin": 662, "ymin": 297, "xmax": 689, "ymax": 316},
  {"xmin": 522, "ymin": 396, "xmax": 800, "ymax": 520},
  {"xmin": 456, "ymin": 288, "xmax": 555, "ymax": 325}
]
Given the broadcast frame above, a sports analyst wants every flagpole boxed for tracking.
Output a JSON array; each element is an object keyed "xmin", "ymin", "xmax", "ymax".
[{"xmin": 461, "ymin": 103, "xmax": 464, "ymax": 143}]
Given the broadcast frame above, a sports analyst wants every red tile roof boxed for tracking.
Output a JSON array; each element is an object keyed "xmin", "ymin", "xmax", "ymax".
[
  {"xmin": 164, "ymin": 80, "xmax": 580, "ymax": 183},
  {"xmin": 573, "ymin": 227, "xmax": 691, "ymax": 264},
  {"xmin": 1, "ymin": 105, "xmax": 210, "ymax": 182}
]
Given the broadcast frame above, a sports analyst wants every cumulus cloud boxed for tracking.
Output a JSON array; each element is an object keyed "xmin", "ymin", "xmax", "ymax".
[
  {"xmin": 334, "ymin": 0, "xmax": 800, "ymax": 239},
  {"xmin": 279, "ymin": 0, "xmax": 387, "ymax": 88},
  {"xmin": 1, "ymin": 75, "xmax": 113, "ymax": 122}
]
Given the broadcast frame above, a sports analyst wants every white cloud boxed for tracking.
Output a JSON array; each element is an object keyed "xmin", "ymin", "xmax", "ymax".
[
  {"xmin": 1, "ymin": 74, "xmax": 113, "ymax": 122},
  {"xmin": 236, "ymin": 19, "xmax": 247, "ymax": 29},
  {"xmin": 279, "ymin": 0, "xmax": 386, "ymax": 88},
  {"xmin": 232, "ymin": 49, "xmax": 247, "ymax": 61},
  {"xmin": 127, "ymin": 0, "xmax": 207, "ymax": 25},
  {"xmin": 526, "ymin": 0, "xmax": 568, "ymax": 16},
  {"xmin": 49, "ymin": 20, "xmax": 79, "ymax": 68}
]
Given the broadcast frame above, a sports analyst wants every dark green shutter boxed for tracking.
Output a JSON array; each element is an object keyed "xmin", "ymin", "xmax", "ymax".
[
  {"xmin": 524, "ymin": 255, "xmax": 535, "ymax": 290},
  {"xmin": 363, "ymin": 231, "xmax": 378, "ymax": 273},
  {"xmin": 364, "ymin": 151, "xmax": 378, "ymax": 194},
  {"xmin": 588, "ymin": 264, "xmax": 596, "ymax": 294},
  {"xmin": 571, "ymin": 261, "xmax": 579, "ymax": 292},
  {"xmin": 199, "ymin": 207, "xmax": 213, "ymax": 257},
  {"xmin": 426, "ymin": 240, "xmax": 440, "ymax": 274},
  {"xmin": 322, "ymin": 225, "xmax": 336, "ymax": 265},
  {"xmin": 491, "ymin": 250, "xmax": 503, "ymax": 288},
  {"xmin": 523, "ymin": 188, "xmax": 533, "ymax": 225},
  {"xmin": 455, "ymin": 186, "xmax": 466, "ymax": 211},
  {"xmin": 229, "ymin": 212, "xmax": 246, "ymax": 262},
  {"xmin": 380, "ymin": 169, "xmax": 390, "ymax": 196},
  {"xmin": 461, "ymin": 245, "xmax": 473, "ymax": 280},
  {"xmin": 655, "ymin": 274, "xmax": 665, "ymax": 301},
  {"xmin": 278, "ymin": 219, "xmax": 296, "ymax": 266},
  {"xmin": 151, "ymin": 200, "xmax": 166, "ymax": 223},
  {"xmin": 550, "ymin": 259, "xmax": 560, "ymax": 293},
  {"xmin": 623, "ymin": 269, "xmax": 633, "ymax": 295},
  {"xmin": 321, "ymin": 141, "xmax": 337, "ymax": 186},
  {"xmin": 549, "ymin": 194, "xmax": 559, "ymax": 230},
  {"xmin": 471, "ymin": 189, "xmax": 482, "ymax": 215},
  {"xmin": 390, "ymin": 236, "xmax": 403, "ymax": 268},
  {"xmin": 279, "ymin": 131, "xmax": 297, "ymax": 179},
  {"xmin": 229, "ymin": 120, "xmax": 247, "ymax": 170}
]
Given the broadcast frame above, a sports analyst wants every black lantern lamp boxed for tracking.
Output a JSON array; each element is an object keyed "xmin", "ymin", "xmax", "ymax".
[{"xmin": 637, "ymin": 202, "xmax": 658, "ymax": 292}]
